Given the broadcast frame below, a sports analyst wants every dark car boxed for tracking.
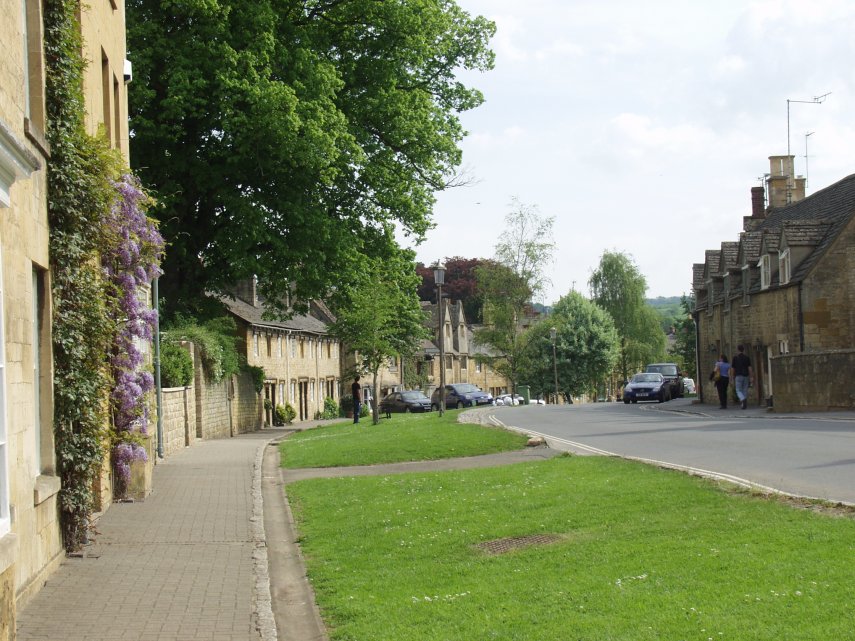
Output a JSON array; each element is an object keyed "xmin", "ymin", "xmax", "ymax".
[
  {"xmin": 623, "ymin": 372, "xmax": 671, "ymax": 404},
  {"xmin": 431, "ymin": 383, "xmax": 493, "ymax": 410},
  {"xmin": 379, "ymin": 390, "xmax": 432, "ymax": 414},
  {"xmin": 645, "ymin": 362, "xmax": 683, "ymax": 398}
]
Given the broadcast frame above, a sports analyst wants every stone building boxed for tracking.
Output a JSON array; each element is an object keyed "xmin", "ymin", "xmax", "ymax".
[
  {"xmin": 222, "ymin": 278, "xmax": 342, "ymax": 424},
  {"xmin": 693, "ymin": 155, "xmax": 855, "ymax": 411},
  {"xmin": 1, "ymin": 0, "xmax": 133, "ymax": 631}
]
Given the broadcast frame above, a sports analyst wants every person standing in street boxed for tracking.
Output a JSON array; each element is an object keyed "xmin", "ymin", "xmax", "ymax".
[
  {"xmin": 732, "ymin": 344, "xmax": 754, "ymax": 409},
  {"xmin": 351, "ymin": 375, "xmax": 362, "ymax": 424},
  {"xmin": 714, "ymin": 354, "xmax": 731, "ymax": 409}
]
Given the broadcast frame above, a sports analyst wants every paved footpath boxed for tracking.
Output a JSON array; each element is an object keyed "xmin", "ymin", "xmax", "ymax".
[{"xmin": 17, "ymin": 428, "xmax": 289, "ymax": 641}]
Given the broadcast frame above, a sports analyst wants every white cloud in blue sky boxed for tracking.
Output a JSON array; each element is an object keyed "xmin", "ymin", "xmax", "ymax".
[{"xmin": 409, "ymin": 0, "xmax": 855, "ymax": 303}]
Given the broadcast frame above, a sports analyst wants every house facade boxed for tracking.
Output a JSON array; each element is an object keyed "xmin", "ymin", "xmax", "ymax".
[
  {"xmin": 693, "ymin": 155, "xmax": 855, "ymax": 411},
  {"xmin": 222, "ymin": 278, "xmax": 342, "ymax": 424},
  {"xmin": 2, "ymin": 0, "xmax": 134, "ymax": 631}
]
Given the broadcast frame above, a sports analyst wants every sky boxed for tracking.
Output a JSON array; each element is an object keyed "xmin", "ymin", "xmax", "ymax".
[{"xmin": 407, "ymin": 0, "xmax": 855, "ymax": 305}]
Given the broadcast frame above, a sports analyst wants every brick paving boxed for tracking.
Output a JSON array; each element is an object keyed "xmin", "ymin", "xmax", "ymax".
[{"xmin": 17, "ymin": 428, "xmax": 288, "ymax": 641}]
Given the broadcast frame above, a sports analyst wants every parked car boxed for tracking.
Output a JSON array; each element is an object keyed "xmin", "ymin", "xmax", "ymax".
[
  {"xmin": 431, "ymin": 383, "xmax": 493, "ymax": 410},
  {"xmin": 623, "ymin": 372, "xmax": 671, "ymax": 403},
  {"xmin": 496, "ymin": 393, "xmax": 524, "ymax": 406},
  {"xmin": 645, "ymin": 363, "xmax": 683, "ymax": 398},
  {"xmin": 379, "ymin": 390, "xmax": 433, "ymax": 414},
  {"xmin": 683, "ymin": 377, "xmax": 696, "ymax": 394}
]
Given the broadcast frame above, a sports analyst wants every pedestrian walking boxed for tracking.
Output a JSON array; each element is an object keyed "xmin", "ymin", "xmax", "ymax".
[
  {"xmin": 732, "ymin": 344, "xmax": 753, "ymax": 409},
  {"xmin": 714, "ymin": 354, "xmax": 731, "ymax": 409},
  {"xmin": 352, "ymin": 375, "xmax": 363, "ymax": 424}
]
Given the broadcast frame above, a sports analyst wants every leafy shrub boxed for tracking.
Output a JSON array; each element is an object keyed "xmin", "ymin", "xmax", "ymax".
[
  {"xmin": 276, "ymin": 403, "xmax": 296, "ymax": 425},
  {"xmin": 246, "ymin": 365, "xmax": 265, "ymax": 394},
  {"xmin": 321, "ymin": 397, "xmax": 339, "ymax": 419},
  {"xmin": 160, "ymin": 342, "xmax": 194, "ymax": 387},
  {"xmin": 163, "ymin": 315, "xmax": 240, "ymax": 383}
]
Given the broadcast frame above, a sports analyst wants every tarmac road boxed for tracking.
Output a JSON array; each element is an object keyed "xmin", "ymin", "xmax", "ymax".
[{"xmin": 484, "ymin": 399, "xmax": 855, "ymax": 505}]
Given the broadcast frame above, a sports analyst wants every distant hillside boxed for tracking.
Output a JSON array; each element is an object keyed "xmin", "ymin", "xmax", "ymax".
[
  {"xmin": 647, "ymin": 296, "xmax": 684, "ymax": 333},
  {"xmin": 646, "ymin": 296, "xmax": 682, "ymax": 309}
]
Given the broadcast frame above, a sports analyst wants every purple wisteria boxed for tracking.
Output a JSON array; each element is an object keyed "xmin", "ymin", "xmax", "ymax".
[{"xmin": 102, "ymin": 175, "xmax": 164, "ymax": 494}]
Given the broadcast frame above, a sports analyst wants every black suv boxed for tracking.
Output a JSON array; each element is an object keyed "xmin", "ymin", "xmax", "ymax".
[{"xmin": 645, "ymin": 363, "xmax": 683, "ymax": 399}]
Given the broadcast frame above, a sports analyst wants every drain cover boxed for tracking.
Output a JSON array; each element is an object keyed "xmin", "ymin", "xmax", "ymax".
[{"xmin": 474, "ymin": 534, "xmax": 563, "ymax": 555}]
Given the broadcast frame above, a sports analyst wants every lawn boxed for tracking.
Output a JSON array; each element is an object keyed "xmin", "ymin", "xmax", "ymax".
[
  {"xmin": 279, "ymin": 409, "xmax": 528, "ymax": 468},
  {"xmin": 287, "ymin": 455, "xmax": 855, "ymax": 641}
]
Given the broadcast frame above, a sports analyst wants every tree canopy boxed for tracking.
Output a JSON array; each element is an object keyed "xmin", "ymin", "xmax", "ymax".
[
  {"xmin": 589, "ymin": 251, "xmax": 665, "ymax": 381},
  {"xmin": 417, "ymin": 256, "xmax": 485, "ymax": 322},
  {"xmin": 328, "ymin": 249, "xmax": 428, "ymax": 424},
  {"xmin": 474, "ymin": 200, "xmax": 555, "ymax": 391},
  {"xmin": 519, "ymin": 291, "xmax": 618, "ymax": 401},
  {"xmin": 127, "ymin": 0, "xmax": 495, "ymax": 318}
]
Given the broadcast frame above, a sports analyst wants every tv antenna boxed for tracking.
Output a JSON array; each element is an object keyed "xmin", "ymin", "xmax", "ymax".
[
  {"xmin": 804, "ymin": 131, "xmax": 814, "ymax": 189},
  {"xmin": 787, "ymin": 93, "xmax": 829, "ymax": 158}
]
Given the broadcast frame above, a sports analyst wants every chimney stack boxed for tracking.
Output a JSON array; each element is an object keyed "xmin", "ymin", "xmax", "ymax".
[
  {"xmin": 767, "ymin": 155, "xmax": 795, "ymax": 208},
  {"xmin": 750, "ymin": 186, "xmax": 765, "ymax": 217}
]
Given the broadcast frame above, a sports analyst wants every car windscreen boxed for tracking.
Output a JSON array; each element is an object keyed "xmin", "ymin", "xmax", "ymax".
[
  {"xmin": 453, "ymin": 384, "xmax": 479, "ymax": 393},
  {"xmin": 401, "ymin": 392, "xmax": 428, "ymax": 401},
  {"xmin": 647, "ymin": 365, "xmax": 678, "ymax": 376},
  {"xmin": 632, "ymin": 374, "xmax": 661, "ymax": 383}
]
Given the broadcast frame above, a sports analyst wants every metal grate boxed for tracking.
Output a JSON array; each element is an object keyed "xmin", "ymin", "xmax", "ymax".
[{"xmin": 474, "ymin": 533, "xmax": 563, "ymax": 555}]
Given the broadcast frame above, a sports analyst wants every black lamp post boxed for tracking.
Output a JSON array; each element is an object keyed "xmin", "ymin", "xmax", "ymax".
[
  {"xmin": 550, "ymin": 326, "xmax": 558, "ymax": 405},
  {"xmin": 433, "ymin": 262, "xmax": 446, "ymax": 416}
]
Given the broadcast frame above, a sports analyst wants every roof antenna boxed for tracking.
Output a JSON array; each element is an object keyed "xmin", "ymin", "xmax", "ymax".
[{"xmin": 804, "ymin": 131, "xmax": 814, "ymax": 190}]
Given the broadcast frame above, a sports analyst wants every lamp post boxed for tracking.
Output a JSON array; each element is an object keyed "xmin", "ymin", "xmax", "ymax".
[
  {"xmin": 433, "ymin": 262, "xmax": 446, "ymax": 416},
  {"xmin": 550, "ymin": 327, "xmax": 558, "ymax": 405}
]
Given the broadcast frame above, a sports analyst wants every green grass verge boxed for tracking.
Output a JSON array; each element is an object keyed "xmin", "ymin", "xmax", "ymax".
[
  {"xmin": 279, "ymin": 410, "xmax": 528, "ymax": 468},
  {"xmin": 287, "ymin": 456, "xmax": 855, "ymax": 640}
]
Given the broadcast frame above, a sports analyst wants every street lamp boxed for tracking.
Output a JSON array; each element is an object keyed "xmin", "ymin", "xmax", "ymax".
[
  {"xmin": 550, "ymin": 326, "xmax": 558, "ymax": 405},
  {"xmin": 433, "ymin": 262, "xmax": 446, "ymax": 416}
]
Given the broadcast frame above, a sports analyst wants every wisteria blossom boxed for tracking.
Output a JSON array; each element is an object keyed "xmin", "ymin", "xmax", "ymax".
[{"xmin": 102, "ymin": 175, "xmax": 164, "ymax": 494}]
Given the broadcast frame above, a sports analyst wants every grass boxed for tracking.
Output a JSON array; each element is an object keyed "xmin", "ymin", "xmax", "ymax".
[
  {"xmin": 285, "ymin": 433, "xmax": 855, "ymax": 640},
  {"xmin": 279, "ymin": 409, "xmax": 528, "ymax": 468}
]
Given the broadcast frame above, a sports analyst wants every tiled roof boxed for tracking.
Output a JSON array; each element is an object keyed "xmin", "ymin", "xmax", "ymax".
[
  {"xmin": 738, "ymin": 231, "xmax": 763, "ymax": 264},
  {"xmin": 221, "ymin": 295, "xmax": 329, "ymax": 334},
  {"xmin": 781, "ymin": 219, "xmax": 828, "ymax": 247},
  {"xmin": 760, "ymin": 172, "xmax": 855, "ymax": 282},
  {"xmin": 692, "ymin": 264, "xmax": 706, "ymax": 291},
  {"xmin": 720, "ymin": 241, "xmax": 740, "ymax": 273},
  {"xmin": 704, "ymin": 250, "xmax": 721, "ymax": 279}
]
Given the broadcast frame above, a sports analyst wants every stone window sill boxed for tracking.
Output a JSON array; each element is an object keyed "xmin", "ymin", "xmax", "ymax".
[{"xmin": 34, "ymin": 474, "xmax": 61, "ymax": 506}]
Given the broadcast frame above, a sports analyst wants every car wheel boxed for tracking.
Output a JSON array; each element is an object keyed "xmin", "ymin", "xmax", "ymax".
[
  {"xmin": 659, "ymin": 392, "xmax": 665, "ymax": 403},
  {"xmin": 432, "ymin": 404, "xmax": 438, "ymax": 411},
  {"xmin": 623, "ymin": 399, "xmax": 630, "ymax": 404},
  {"xmin": 456, "ymin": 401, "xmax": 464, "ymax": 409},
  {"xmin": 631, "ymin": 399, "xmax": 637, "ymax": 404},
  {"xmin": 404, "ymin": 406, "xmax": 410, "ymax": 413}
]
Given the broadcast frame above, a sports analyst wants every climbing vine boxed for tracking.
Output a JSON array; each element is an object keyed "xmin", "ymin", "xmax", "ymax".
[
  {"xmin": 102, "ymin": 176, "xmax": 163, "ymax": 497},
  {"xmin": 44, "ymin": 0, "xmax": 162, "ymax": 547}
]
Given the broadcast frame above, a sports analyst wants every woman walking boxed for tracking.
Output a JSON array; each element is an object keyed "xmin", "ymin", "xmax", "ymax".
[{"xmin": 714, "ymin": 354, "xmax": 731, "ymax": 409}]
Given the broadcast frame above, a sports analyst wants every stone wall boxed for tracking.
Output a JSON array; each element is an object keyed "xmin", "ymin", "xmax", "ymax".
[
  {"xmin": 161, "ymin": 387, "xmax": 196, "ymax": 457},
  {"xmin": 771, "ymin": 350, "xmax": 855, "ymax": 412}
]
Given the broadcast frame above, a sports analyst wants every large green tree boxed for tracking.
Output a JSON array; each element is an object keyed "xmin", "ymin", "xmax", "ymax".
[
  {"xmin": 127, "ymin": 0, "xmax": 495, "ymax": 318},
  {"xmin": 519, "ymin": 292, "xmax": 618, "ymax": 402},
  {"xmin": 474, "ymin": 199, "xmax": 555, "ymax": 392},
  {"xmin": 329, "ymin": 248, "xmax": 428, "ymax": 424},
  {"xmin": 589, "ymin": 251, "xmax": 665, "ymax": 382}
]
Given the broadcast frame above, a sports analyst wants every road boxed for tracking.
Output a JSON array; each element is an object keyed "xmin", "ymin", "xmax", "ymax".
[{"xmin": 488, "ymin": 399, "xmax": 855, "ymax": 505}]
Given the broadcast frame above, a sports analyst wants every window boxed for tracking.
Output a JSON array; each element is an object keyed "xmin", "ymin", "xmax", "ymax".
[
  {"xmin": 277, "ymin": 335, "xmax": 282, "ymax": 358},
  {"xmin": 741, "ymin": 266, "xmax": 750, "ymax": 306},
  {"xmin": 460, "ymin": 356, "xmax": 468, "ymax": 370},
  {"xmin": 310, "ymin": 379, "xmax": 315, "ymax": 401},
  {"xmin": 475, "ymin": 361, "xmax": 482, "ymax": 373},
  {"xmin": 779, "ymin": 249, "xmax": 791, "ymax": 285},
  {"xmin": 0, "ymin": 246, "xmax": 8, "ymax": 536},
  {"xmin": 778, "ymin": 340, "xmax": 789, "ymax": 355},
  {"xmin": 32, "ymin": 268, "xmax": 50, "ymax": 475},
  {"xmin": 253, "ymin": 332, "xmax": 259, "ymax": 357},
  {"xmin": 300, "ymin": 339, "xmax": 305, "ymax": 359},
  {"xmin": 759, "ymin": 255, "xmax": 771, "ymax": 290},
  {"xmin": 266, "ymin": 335, "xmax": 272, "ymax": 358},
  {"xmin": 445, "ymin": 355, "xmax": 453, "ymax": 370},
  {"xmin": 278, "ymin": 382, "xmax": 285, "ymax": 405},
  {"xmin": 23, "ymin": 0, "xmax": 47, "ymax": 134},
  {"xmin": 290, "ymin": 337, "xmax": 296, "ymax": 358}
]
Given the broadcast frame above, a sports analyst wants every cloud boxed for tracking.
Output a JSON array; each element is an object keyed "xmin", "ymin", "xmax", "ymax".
[{"xmin": 611, "ymin": 113, "xmax": 716, "ymax": 154}]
